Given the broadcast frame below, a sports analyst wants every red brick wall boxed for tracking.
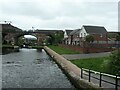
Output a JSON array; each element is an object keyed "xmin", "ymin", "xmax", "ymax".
[
  {"xmin": 92, "ymin": 34, "xmax": 107, "ymax": 41},
  {"xmin": 59, "ymin": 44, "xmax": 114, "ymax": 53}
]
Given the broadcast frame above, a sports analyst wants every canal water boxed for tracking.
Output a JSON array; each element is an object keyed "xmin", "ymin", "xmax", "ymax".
[{"xmin": 2, "ymin": 48, "xmax": 75, "ymax": 89}]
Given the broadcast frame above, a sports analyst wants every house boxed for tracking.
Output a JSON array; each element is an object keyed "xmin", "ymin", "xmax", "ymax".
[
  {"xmin": 63, "ymin": 30, "xmax": 73, "ymax": 45},
  {"xmin": 69, "ymin": 29, "xmax": 81, "ymax": 45},
  {"xmin": 107, "ymin": 32, "xmax": 120, "ymax": 46},
  {"xmin": 64, "ymin": 29, "xmax": 73, "ymax": 38},
  {"xmin": 64, "ymin": 25, "xmax": 108, "ymax": 46},
  {"xmin": 80, "ymin": 25, "xmax": 108, "ymax": 44}
]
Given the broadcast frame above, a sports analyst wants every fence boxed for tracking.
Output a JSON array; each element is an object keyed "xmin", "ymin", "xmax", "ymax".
[{"xmin": 81, "ymin": 68, "xmax": 120, "ymax": 90}]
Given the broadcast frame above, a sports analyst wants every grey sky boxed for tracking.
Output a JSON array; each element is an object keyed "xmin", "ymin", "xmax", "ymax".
[{"xmin": 0, "ymin": 0, "xmax": 119, "ymax": 31}]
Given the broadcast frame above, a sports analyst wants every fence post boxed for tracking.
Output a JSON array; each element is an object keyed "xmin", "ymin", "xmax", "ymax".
[
  {"xmin": 99, "ymin": 72, "xmax": 102, "ymax": 87},
  {"xmin": 81, "ymin": 68, "xmax": 83, "ymax": 78},
  {"xmin": 89, "ymin": 69, "xmax": 91, "ymax": 82},
  {"xmin": 115, "ymin": 75, "xmax": 118, "ymax": 90}
]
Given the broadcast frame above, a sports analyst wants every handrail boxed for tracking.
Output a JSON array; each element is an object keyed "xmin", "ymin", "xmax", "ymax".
[
  {"xmin": 81, "ymin": 68, "xmax": 120, "ymax": 90},
  {"xmin": 82, "ymin": 68, "xmax": 120, "ymax": 79}
]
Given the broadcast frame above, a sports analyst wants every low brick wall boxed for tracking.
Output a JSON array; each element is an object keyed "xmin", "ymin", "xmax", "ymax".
[
  {"xmin": 59, "ymin": 44, "xmax": 113, "ymax": 53},
  {"xmin": 44, "ymin": 46, "xmax": 101, "ymax": 89}
]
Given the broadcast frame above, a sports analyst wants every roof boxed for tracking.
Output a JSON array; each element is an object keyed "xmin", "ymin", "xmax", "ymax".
[
  {"xmin": 34, "ymin": 29, "xmax": 63, "ymax": 35},
  {"xmin": 83, "ymin": 25, "xmax": 107, "ymax": 34},
  {"xmin": 65, "ymin": 30, "xmax": 73, "ymax": 35},
  {"xmin": 70, "ymin": 29, "xmax": 81, "ymax": 35},
  {"xmin": 1, "ymin": 24, "xmax": 22, "ymax": 32}
]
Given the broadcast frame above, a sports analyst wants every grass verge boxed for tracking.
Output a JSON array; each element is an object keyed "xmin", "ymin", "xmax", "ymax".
[
  {"xmin": 31, "ymin": 46, "xmax": 43, "ymax": 49},
  {"xmin": 48, "ymin": 45, "xmax": 80, "ymax": 54},
  {"xmin": 2, "ymin": 45, "xmax": 15, "ymax": 48},
  {"xmin": 70, "ymin": 57, "xmax": 117, "ymax": 75}
]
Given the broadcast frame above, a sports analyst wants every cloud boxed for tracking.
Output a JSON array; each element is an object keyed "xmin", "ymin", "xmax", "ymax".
[{"xmin": 0, "ymin": 0, "xmax": 118, "ymax": 31}]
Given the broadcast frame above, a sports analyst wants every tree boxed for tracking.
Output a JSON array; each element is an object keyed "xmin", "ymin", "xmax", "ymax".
[
  {"xmin": 47, "ymin": 31, "xmax": 64, "ymax": 45},
  {"xmin": 85, "ymin": 35, "xmax": 95, "ymax": 53},
  {"xmin": 85, "ymin": 35, "xmax": 95, "ymax": 43},
  {"xmin": 115, "ymin": 34, "xmax": 120, "ymax": 41},
  {"xmin": 47, "ymin": 35, "xmax": 55, "ymax": 45},
  {"xmin": 54, "ymin": 31, "xmax": 64, "ymax": 44},
  {"xmin": 109, "ymin": 50, "xmax": 120, "ymax": 75},
  {"xmin": 17, "ymin": 36, "xmax": 25, "ymax": 46}
]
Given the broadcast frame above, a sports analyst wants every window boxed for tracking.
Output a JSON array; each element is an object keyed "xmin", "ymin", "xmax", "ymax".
[
  {"xmin": 81, "ymin": 33, "xmax": 82, "ymax": 37},
  {"xmin": 84, "ymin": 33, "xmax": 86, "ymax": 37}
]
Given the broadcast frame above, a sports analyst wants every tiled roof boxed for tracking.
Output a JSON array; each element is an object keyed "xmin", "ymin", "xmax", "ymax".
[
  {"xmin": 83, "ymin": 25, "xmax": 107, "ymax": 34},
  {"xmin": 65, "ymin": 30, "xmax": 73, "ymax": 35},
  {"xmin": 2, "ymin": 24, "xmax": 22, "ymax": 32},
  {"xmin": 70, "ymin": 29, "xmax": 81, "ymax": 35},
  {"xmin": 35, "ymin": 29, "xmax": 63, "ymax": 35}
]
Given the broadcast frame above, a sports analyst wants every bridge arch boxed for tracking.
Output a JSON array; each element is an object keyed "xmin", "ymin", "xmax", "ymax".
[
  {"xmin": 13, "ymin": 32, "xmax": 42, "ymax": 46},
  {"xmin": 1, "ymin": 24, "xmax": 64, "ymax": 46}
]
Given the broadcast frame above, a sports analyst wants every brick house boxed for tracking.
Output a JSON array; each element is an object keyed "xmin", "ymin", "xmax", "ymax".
[
  {"xmin": 64, "ymin": 25, "xmax": 108, "ymax": 46},
  {"xmin": 81, "ymin": 25, "xmax": 108, "ymax": 44},
  {"xmin": 107, "ymin": 32, "xmax": 120, "ymax": 47}
]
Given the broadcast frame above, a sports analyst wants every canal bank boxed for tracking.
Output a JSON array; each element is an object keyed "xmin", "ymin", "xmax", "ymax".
[
  {"xmin": 2, "ymin": 46, "xmax": 19, "ymax": 55},
  {"xmin": 2, "ymin": 45, "xmax": 43, "ymax": 55},
  {"xmin": 44, "ymin": 46, "xmax": 101, "ymax": 90}
]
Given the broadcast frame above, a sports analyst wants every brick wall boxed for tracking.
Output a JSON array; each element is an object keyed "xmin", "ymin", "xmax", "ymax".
[{"xmin": 59, "ymin": 44, "xmax": 114, "ymax": 53}]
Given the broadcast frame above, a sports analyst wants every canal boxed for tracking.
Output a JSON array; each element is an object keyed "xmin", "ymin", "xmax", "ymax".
[{"xmin": 2, "ymin": 48, "xmax": 75, "ymax": 89}]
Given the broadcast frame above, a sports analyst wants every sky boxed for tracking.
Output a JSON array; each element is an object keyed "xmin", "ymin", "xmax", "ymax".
[{"xmin": 0, "ymin": 0, "xmax": 119, "ymax": 32}]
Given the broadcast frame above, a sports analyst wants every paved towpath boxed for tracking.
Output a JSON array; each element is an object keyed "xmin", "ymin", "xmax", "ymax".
[{"xmin": 62, "ymin": 52, "xmax": 111, "ymax": 60}]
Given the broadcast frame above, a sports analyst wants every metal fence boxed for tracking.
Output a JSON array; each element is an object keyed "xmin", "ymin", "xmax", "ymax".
[{"xmin": 81, "ymin": 68, "xmax": 120, "ymax": 90}]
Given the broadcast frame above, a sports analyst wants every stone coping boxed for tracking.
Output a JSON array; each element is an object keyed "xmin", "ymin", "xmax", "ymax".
[{"xmin": 44, "ymin": 46, "xmax": 101, "ymax": 90}]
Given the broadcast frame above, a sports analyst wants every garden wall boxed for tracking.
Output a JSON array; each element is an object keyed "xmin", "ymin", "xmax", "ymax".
[{"xmin": 59, "ymin": 44, "xmax": 113, "ymax": 53}]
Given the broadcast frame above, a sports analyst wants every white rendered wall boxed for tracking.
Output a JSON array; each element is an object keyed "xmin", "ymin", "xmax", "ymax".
[
  {"xmin": 64, "ymin": 31, "xmax": 68, "ymax": 38},
  {"xmin": 79, "ymin": 26, "xmax": 88, "ymax": 37}
]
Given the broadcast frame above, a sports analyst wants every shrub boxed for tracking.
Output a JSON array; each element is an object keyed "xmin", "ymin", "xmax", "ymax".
[{"xmin": 109, "ymin": 50, "xmax": 120, "ymax": 75}]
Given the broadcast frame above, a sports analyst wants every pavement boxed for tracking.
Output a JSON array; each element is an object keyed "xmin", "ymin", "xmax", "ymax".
[{"xmin": 62, "ymin": 52, "xmax": 111, "ymax": 60}]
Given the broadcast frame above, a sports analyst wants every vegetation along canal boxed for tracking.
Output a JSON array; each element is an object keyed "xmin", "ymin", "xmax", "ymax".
[{"xmin": 2, "ymin": 48, "xmax": 75, "ymax": 89}]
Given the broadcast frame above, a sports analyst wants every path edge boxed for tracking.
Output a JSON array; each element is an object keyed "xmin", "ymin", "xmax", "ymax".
[{"xmin": 44, "ymin": 46, "xmax": 102, "ymax": 90}]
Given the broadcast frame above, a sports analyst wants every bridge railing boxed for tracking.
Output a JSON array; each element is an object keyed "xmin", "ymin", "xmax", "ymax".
[{"xmin": 80, "ymin": 68, "xmax": 120, "ymax": 90}]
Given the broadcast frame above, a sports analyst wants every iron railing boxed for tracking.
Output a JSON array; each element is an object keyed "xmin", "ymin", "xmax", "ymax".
[{"xmin": 81, "ymin": 68, "xmax": 120, "ymax": 90}]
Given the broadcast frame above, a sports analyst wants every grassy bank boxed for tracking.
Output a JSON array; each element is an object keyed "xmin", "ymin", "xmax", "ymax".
[
  {"xmin": 31, "ymin": 46, "xmax": 43, "ymax": 49},
  {"xmin": 70, "ymin": 57, "xmax": 116, "ymax": 75},
  {"xmin": 2, "ymin": 45, "xmax": 15, "ymax": 48},
  {"xmin": 48, "ymin": 45, "xmax": 80, "ymax": 54}
]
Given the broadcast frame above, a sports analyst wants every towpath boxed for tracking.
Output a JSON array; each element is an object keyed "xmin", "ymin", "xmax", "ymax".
[{"xmin": 62, "ymin": 52, "xmax": 111, "ymax": 60}]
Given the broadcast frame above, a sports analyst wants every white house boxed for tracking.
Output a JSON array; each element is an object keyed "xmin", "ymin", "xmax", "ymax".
[{"xmin": 64, "ymin": 25, "xmax": 108, "ymax": 45}]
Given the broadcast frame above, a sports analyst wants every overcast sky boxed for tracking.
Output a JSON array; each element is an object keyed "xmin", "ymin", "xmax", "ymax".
[{"xmin": 0, "ymin": 0, "xmax": 119, "ymax": 31}]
